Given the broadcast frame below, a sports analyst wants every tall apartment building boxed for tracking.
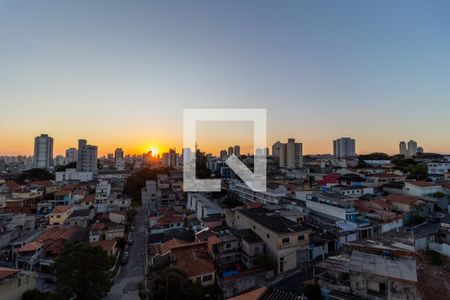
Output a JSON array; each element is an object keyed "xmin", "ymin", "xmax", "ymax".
[
  {"xmin": 272, "ymin": 141, "xmax": 282, "ymax": 158},
  {"xmin": 220, "ymin": 149, "xmax": 228, "ymax": 160},
  {"xmin": 233, "ymin": 145, "xmax": 240, "ymax": 157},
  {"xmin": 76, "ymin": 139, "xmax": 98, "ymax": 173},
  {"xmin": 399, "ymin": 140, "xmax": 421, "ymax": 157},
  {"xmin": 399, "ymin": 141, "xmax": 407, "ymax": 156},
  {"xmin": 33, "ymin": 134, "xmax": 53, "ymax": 169},
  {"xmin": 333, "ymin": 137, "xmax": 356, "ymax": 159},
  {"xmin": 228, "ymin": 146, "xmax": 234, "ymax": 156},
  {"xmin": 272, "ymin": 139, "xmax": 303, "ymax": 169},
  {"xmin": 162, "ymin": 149, "xmax": 179, "ymax": 167},
  {"xmin": 65, "ymin": 147, "xmax": 78, "ymax": 164},
  {"xmin": 407, "ymin": 140, "xmax": 418, "ymax": 157},
  {"xmin": 114, "ymin": 148, "xmax": 125, "ymax": 170}
]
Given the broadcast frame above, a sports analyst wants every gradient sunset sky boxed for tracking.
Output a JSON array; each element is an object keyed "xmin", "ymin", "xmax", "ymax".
[{"xmin": 1, "ymin": 0, "xmax": 450, "ymax": 156}]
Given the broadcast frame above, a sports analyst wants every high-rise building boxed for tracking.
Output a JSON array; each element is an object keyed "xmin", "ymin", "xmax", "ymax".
[
  {"xmin": 399, "ymin": 141, "xmax": 408, "ymax": 156},
  {"xmin": 181, "ymin": 148, "xmax": 193, "ymax": 164},
  {"xmin": 233, "ymin": 145, "xmax": 240, "ymax": 157},
  {"xmin": 114, "ymin": 148, "xmax": 125, "ymax": 170},
  {"xmin": 65, "ymin": 148, "xmax": 78, "ymax": 164},
  {"xmin": 33, "ymin": 134, "xmax": 53, "ymax": 169},
  {"xmin": 228, "ymin": 146, "xmax": 234, "ymax": 156},
  {"xmin": 333, "ymin": 137, "xmax": 356, "ymax": 159},
  {"xmin": 77, "ymin": 139, "xmax": 98, "ymax": 173},
  {"xmin": 220, "ymin": 149, "xmax": 228, "ymax": 160},
  {"xmin": 272, "ymin": 138, "xmax": 303, "ymax": 169},
  {"xmin": 272, "ymin": 141, "xmax": 282, "ymax": 158},
  {"xmin": 407, "ymin": 140, "xmax": 418, "ymax": 157},
  {"xmin": 417, "ymin": 146, "xmax": 424, "ymax": 154},
  {"xmin": 162, "ymin": 149, "xmax": 179, "ymax": 167}
]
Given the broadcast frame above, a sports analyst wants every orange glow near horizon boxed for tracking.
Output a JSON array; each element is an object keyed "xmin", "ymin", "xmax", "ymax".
[{"xmin": 147, "ymin": 147, "xmax": 159, "ymax": 157}]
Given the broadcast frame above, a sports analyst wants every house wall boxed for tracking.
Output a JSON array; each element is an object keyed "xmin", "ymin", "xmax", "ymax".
[
  {"xmin": 189, "ymin": 271, "xmax": 215, "ymax": 287},
  {"xmin": 350, "ymin": 271, "xmax": 419, "ymax": 300},
  {"xmin": 219, "ymin": 269, "xmax": 273, "ymax": 299},
  {"xmin": 0, "ymin": 272, "xmax": 38, "ymax": 300},
  {"xmin": 232, "ymin": 210, "xmax": 311, "ymax": 273}
]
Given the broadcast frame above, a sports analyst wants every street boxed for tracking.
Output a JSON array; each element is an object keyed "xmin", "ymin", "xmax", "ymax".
[{"xmin": 104, "ymin": 206, "xmax": 147, "ymax": 300}]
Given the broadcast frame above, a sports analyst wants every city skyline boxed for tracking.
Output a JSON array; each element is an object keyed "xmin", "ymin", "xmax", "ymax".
[{"xmin": 2, "ymin": 1, "xmax": 450, "ymax": 155}]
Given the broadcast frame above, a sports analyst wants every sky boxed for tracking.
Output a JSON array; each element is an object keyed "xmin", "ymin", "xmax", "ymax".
[{"xmin": 1, "ymin": 0, "xmax": 450, "ymax": 156}]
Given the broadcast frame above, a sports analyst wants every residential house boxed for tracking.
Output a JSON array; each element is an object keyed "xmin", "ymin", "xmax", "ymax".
[
  {"xmin": 49, "ymin": 205, "xmax": 74, "ymax": 225},
  {"xmin": 0, "ymin": 268, "xmax": 37, "ymax": 300},
  {"xmin": 227, "ymin": 207, "xmax": 313, "ymax": 273},
  {"xmin": 170, "ymin": 242, "xmax": 216, "ymax": 286}
]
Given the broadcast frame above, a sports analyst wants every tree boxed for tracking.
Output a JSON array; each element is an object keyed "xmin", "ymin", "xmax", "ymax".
[
  {"xmin": 303, "ymin": 284, "xmax": 323, "ymax": 300},
  {"xmin": 22, "ymin": 289, "xmax": 45, "ymax": 300},
  {"xmin": 222, "ymin": 192, "xmax": 242, "ymax": 208},
  {"xmin": 152, "ymin": 268, "xmax": 204, "ymax": 300},
  {"xmin": 17, "ymin": 168, "xmax": 54, "ymax": 184},
  {"xmin": 195, "ymin": 149, "xmax": 211, "ymax": 179},
  {"xmin": 124, "ymin": 167, "xmax": 170, "ymax": 204},
  {"xmin": 54, "ymin": 243, "xmax": 115, "ymax": 300}
]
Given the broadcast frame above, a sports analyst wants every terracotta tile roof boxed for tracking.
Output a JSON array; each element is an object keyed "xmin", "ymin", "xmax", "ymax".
[
  {"xmin": 55, "ymin": 189, "xmax": 72, "ymax": 197},
  {"xmin": 5, "ymin": 181, "xmax": 21, "ymax": 192},
  {"xmin": 441, "ymin": 182, "xmax": 450, "ymax": 190},
  {"xmin": 62, "ymin": 184, "xmax": 79, "ymax": 190},
  {"xmin": 52, "ymin": 205, "xmax": 72, "ymax": 214},
  {"xmin": 73, "ymin": 190, "xmax": 86, "ymax": 196},
  {"xmin": 18, "ymin": 241, "xmax": 44, "ymax": 253},
  {"xmin": 31, "ymin": 180, "xmax": 53, "ymax": 187},
  {"xmin": 156, "ymin": 215, "xmax": 183, "ymax": 226},
  {"xmin": 370, "ymin": 199, "xmax": 390, "ymax": 209},
  {"xmin": 384, "ymin": 194, "xmax": 420, "ymax": 205},
  {"xmin": 91, "ymin": 240, "xmax": 116, "ymax": 252},
  {"xmin": 170, "ymin": 242, "xmax": 208, "ymax": 261},
  {"xmin": 246, "ymin": 202, "xmax": 262, "ymax": 209},
  {"xmin": 370, "ymin": 173, "xmax": 404, "ymax": 178},
  {"xmin": 407, "ymin": 181, "xmax": 440, "ymax": 188},
  {"xmin": 110, "ymin": 210, "xmax": 127, "ymax": 216},
  {"xmin": 0, "ymin": 267, "xmax": 20, "ymax": 280},
  {"xmin": 158, "ymin": 238, "xmax": 189, "ymax": 255},
  {"xmin": 83, "ymin": 194, "xmax": 95, "ymax": 203},
  {"xmin": 175, "ymin": 248, "xmax": 215, "ymax": 278}
]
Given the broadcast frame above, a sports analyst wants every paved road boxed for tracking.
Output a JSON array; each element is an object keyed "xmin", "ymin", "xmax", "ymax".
[{"xmin": 105, "ymin": 206, "xmax": 147, "ymax": 300}]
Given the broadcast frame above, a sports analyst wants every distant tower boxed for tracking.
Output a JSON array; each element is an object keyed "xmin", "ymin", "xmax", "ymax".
[
  {"xmin": 77, "ymin": 139, "xmax": 98, "ymax": 173},
  {"xmin": 33, "ymin": 134, "xmax": 53, "ymax": 169},
  {"xmin": 407, "ymin": 140, "xmax": 418, "ymax": 157},
  {"xmin": 220, "ymin": 149, "xmax": 228, "ymax": 160},
  {"xmin": 273, "ymin": 138, "xmax": 302, "ymax": 169},
  {"xmin": 114, "ymin": 148, "xmax": 125, "ymax": 170},
  {"xmin": 65, "ymin": 148, "xmax": 78, "ymax": 164},
  {"xmin": 333, "ymin": 137, "xmax": 356, "ymax": 159},
  {"xmin": 399, "ymin": 141, "xmax": 407, "ymax": 156},
  {"xmin": 228, "ymin": 146, "xmax": 234, "ymax": 156},
  {"xmin": 233, "ymin": 145, "xmax": 240, "ymax": 157}
]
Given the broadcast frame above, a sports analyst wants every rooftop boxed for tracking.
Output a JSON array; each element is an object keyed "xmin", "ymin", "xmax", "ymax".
[
  {"xmin": 349, "ymin": 250, "xmax": 417, "ymax": 283},
  {"xmin": 406, "ymin": 181, "xmax": 441, "ymax": 188},
  {"xmin": 52, "ymin": 205, "xmax": 72, "ymax": 214},
  {"xmin": 233, "ymin": 229, "xmax": 262, "ymax": 244},
  {"xmin": 239, "ymin": 207, "xmax": 311, "ymax": 234}
]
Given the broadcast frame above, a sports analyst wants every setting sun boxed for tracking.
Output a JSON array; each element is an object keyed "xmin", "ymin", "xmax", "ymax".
[{"xmin": 147, "ymin": 147, "xmax": 159, "ymax": 156}]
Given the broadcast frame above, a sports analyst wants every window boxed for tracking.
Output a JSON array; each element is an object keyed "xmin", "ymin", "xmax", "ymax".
[
  {"xmin": 266, "ymin": 233, "xmax": 270, "ymax": 239},
  {"xmin": 282, "ymin": 237, "xmax": 290, "ymax": 244},
  {"xmin": 226, "ymin": 243, "xmax": 231, "ymax": 248},
  {"xmin": 298, "ymin": 235, "xmax": 305, "ymax": 241},
  {"xmin": 202, "ymin": 274, "xmax": 213, "ymax": 282}
]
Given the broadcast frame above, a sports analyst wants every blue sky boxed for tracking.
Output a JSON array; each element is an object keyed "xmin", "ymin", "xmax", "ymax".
[{"xmin": 1, "ymin": 0, "xmax": 450, "ymax": 155}]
